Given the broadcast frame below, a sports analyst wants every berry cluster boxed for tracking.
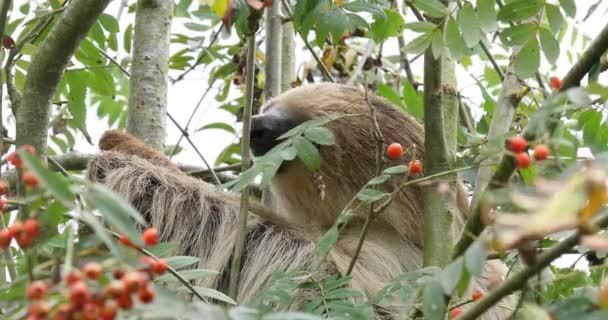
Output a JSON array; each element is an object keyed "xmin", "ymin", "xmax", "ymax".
[
  {"xmin": 449, "ymin": 290, "xmax": 484, "ymax": 318},
  {"xmin": 0, "ymin": 218, "xmax": 40, "ymax": 249},
  {"xmin": 506, "ymin": 136, "xmax": 549, "ymax": 169},
  {"xmin": 27, "ymin": 257, "xmax": 168, "ymax": 319},
  {"xmin": 386, "ymin": 143, "xmax": 423, "ymax": 174}
]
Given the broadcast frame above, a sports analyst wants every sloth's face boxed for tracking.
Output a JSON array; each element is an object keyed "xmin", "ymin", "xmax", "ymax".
[{"xmin": 250, "ymin": 108, "xmax": 308, "ymax": 157}]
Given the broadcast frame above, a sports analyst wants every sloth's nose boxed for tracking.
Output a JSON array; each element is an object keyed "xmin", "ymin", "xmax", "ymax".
[{"xmin": 249, "ymin": 112, "xmax": 301, "ymax": 157}]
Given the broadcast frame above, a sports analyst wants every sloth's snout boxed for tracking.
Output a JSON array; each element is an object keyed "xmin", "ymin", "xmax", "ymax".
[{"xmin": 250, "ymin": 112, "xmax": 301, "ymax": 157}]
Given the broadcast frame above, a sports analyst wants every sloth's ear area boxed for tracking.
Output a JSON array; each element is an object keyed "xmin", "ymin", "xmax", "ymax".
[{"xmin": 249, "ymin": 111, "xmax": 304, "ymax": 157}]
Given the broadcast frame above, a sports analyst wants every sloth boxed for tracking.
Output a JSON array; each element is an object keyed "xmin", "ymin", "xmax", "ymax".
[{"xmin": 88, "ymin": 83, "xmax": 510, "ymax": 319}]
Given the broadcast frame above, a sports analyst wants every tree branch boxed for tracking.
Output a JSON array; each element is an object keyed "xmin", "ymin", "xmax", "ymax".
[{"xmin": 264, "ymin": 0, "xmax": 282, "ymax": 100}]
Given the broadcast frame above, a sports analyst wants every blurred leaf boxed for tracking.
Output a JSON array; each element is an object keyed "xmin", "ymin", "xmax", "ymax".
[
  {"xmin": 439, "ymin": 257, "xmax": 463, "ymax": 294},
  {"xmin": 165, "ymin": 256, "xmax": 201, "ymax": 269},
  {"xmin": 546, "ymin": 4, "xmax": 564, "ymax": 34},
  {"xmin": 416, "ymin": 0, "xmax": 449, "ymax": 18},
  {"xmin": 20, "ymin": 152, "xmax": 75, "ymax": 207},
  {"xmin": 293, "ymin": 136, "xmax": 320, "ymax": 171},
  {"xmin": 196, "ymin": 122, "xmax": 236, "ymax": 134},
  {"xmin": 478, "ymin": 0, "xmax": 497, "ymax": 33},
  {"xmin": 356, "ymin": 188, "xmax": 388, "ymax": 203},
  {"xmin": 558, "ymin": 0, "xmax": 576, "ymax": 18},
  {"xmin": 370, "ymin": 9, "xmax": 405, "ymax": 42},
  {"xmin": 404, "ymin": 32, "xmax": 433, "ymax": 55},
  {"xmin": 404, "ymin": 22, "xmax": 437, "ymax": 33},
  {"xmin": 539, "ymin": 27, "xmax": 560, "ymax": 65},
  {"xmin": 422, "ymin": 278, "xmax": 445, "ymax": 320},
  {"xmin": 342, "ymin": 1, "xmax": 386, "ymax": 19},
  {"xmin": 156, "ymin": 269, "xmax": 218, "ymax": 282},
  {"xmin": 516, "ymin": 303, "xmax": 552, "ymax": 320},
  {"xmin": 377, "ymin": 84, "xmax": 405, "ymax": 109},
  {"xmin": 304, "ymin": 127, "xmax": 335, "ymax": 146},
  {"xmin": 514, "ymin": 37, "xmax": 540, "ymax": 79},
  {"xmin": 464, "ymin": 238, "xmax": 488, "ymax": 276},
  {"xmin": 499, "ymin": 23, "xmax": 537, "ymax": 46},
  {"xmin": 384, "ymin": 165, "xmax": 409, "ymax": 175},
  {"xmin": 497, "ymin": 0, "xmax": 543, "ymax": 22},
  {"xmin": 445, "ymin": 17, "xmax": 468, "ymax": 60},
  {"xmin": 99, "ymin": 13, "xmax": 119, "ymax": 33},
  {"xmin": 192, "ymin": 286, "xmax": 237, "ymax": 305},
  {"xmin": 458, "ymin": 2, "xmax": 480, "ymax": 48}
]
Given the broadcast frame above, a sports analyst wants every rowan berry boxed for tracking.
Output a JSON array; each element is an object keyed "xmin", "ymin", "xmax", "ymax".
[{"xmin": 386, "ymin": 143, "xmax": 403, "ymax": 160}]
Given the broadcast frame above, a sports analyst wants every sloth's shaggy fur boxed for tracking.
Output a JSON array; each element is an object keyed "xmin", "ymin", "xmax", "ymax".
[{"xmin": 87, "ymin": 83, "xmax": 512, "ymax": 319}]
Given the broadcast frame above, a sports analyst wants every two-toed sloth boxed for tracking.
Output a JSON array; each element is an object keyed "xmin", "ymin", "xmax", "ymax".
[{"xmin": 89, "ymin": 83, "xmax": 510, "ymax": 319}]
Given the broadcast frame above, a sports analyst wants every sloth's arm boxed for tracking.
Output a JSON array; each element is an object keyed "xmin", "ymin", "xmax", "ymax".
[{"xmin": 98, "ymin": 130, "xmax": 180, "ymax": 171}]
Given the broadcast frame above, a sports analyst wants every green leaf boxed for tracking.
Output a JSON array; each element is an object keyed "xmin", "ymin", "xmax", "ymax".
[
  {"xmin": 539, "ymin": 27, "xmax": 560, "ymax": 65},
  {"xmin": 558, "ymin": 0, "xmax": 576, "ymax": 18},
  {"xmin": 356, "ymin": 188, "xmax": 388, "ymax": 203},
  {"xmin": 99, "ymin": 14, "xmax": 119, "ymax": 33},
  {"xmin": 368, "ymin": 175, "xmax": 390, "ymax": 185},
  {"xmin": 384, "ymin": 165, "xmax": 409, "ymax": 175},
  {"xmin": 196, "ymin": 122, "xmax": 235, "ymax": 134},
  {"xmin": 156, "ymin": 269, "xmax": 218, "ymax": 282},
  {"xmin": 458, "ymin": 2, "xmax": 480, "ymax": 48},
  {"xmin": 192, "ymin": 286, "xmax": 237, "ymax": 305},
  {"xmin": 404, "ymin": 22, "xmax": 437, "ymax": 33},
  {"xmin": 165, "ymin": 256, "xmax": 201, "ymax": 269},
  {"xmin": 65, "ymin": 71, "xmax": 88, "ymax": 127},
  {"xmin": 318, "ymin": 226, "xmax": 339, "ymax": 257},
  {"xmin": 341, "ymin": 1, "xmax": 386, "ymax": 19},
  {"xmin": 84, "ymin": 183, "xmax": 146, "ymax": 246},
  {"xmin": 293, "ymin": 136, "xmax": 320, "ymax": 171},
  {"xmin": 545, "ymin": 4, "xmax": 564, "ymax": 34},
  {"xmin": 415, "ymin": 0, "xmax": 449, "ymax": 18},
  {"xmin": 370, "ymin": 9, "xmax": 405, "ymax": 42},
  {"xmin": 464, "ymin": 238, "xmax": 487, "ymax": 276},
  {"xmin": 402, "ymin": 81, "xmax": 423, "ymax": 121},
  {"xmin": 445, "ymin": 17, "xmax": 468, "ymax": 60},
  {"xmin": 317, "ymin": 7, "xmax": 363, "ymax": 46},
  {"xmin": 499, "ymin": 23, "xmax": 537, "ymax": 46},
  {"xmin": 124, "ymin": 24, "xmax": 133, "ymax": 53},
  {"xmin": 377, "ymin": 84, "xmax": 405, "ymax": 109},
  {"xmin": 422, "ymin": 279, "xmax": 445, "ymax": 320},
  {"xmin": 497, "ymin": 0, "xmax": 543, "ymax": 22},
  {"xmin": 404, "ymin": 32, "xmax": 433, "ymax": 55},
  {"xmin": 19, "ymin": 152, "xmax": 75, "ymax": 207},
  {"xmin": 79, "ymin": 211, "xmax": 120, "ymax": 256},
  {"xmin": 431, "ymin": 30, "xmax": 443, "ymax": 59},
  {"xmin": 280, "ymin": 147, "xmax": 298, "ymax": 161},
  {"xmin": 184, "ymin": 22, "xmax": 211, "ymax": 32},
  {"xmin": 478, "ymin": 0, "xmax": 497, "ymax": 33},
  {"xmin": 304, "ymin": 127, "xmax": 335, "ymax": 146},
  {"xmin": 439, "ymin": 257, "xmax": 464, "ymax": 294},
  {"xmin": 514, "ymin": 37, "xmax": 540, "ymax": 79}
]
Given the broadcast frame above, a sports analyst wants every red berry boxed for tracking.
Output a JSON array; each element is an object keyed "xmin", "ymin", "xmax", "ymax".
[
  {"xmin": 104, "ymin": 281, "xmax": 126, "ymax": 299},
  {"xmin": 121, "ymin": 271, "xmax": 145, "ymax": 293},
  {"xmin": 15, "ymin": 232, "xmax": 33, "ymax": 248},
  {"xmin": 0, "ymin": 180, "xmax": 8, "ymax": 195},
  {"xmin": 87, "ymin": 291, "xmax": 107, "ymax": 306},
  {"xmin": 8, "ymin": 220, "xmax": 24, "ymax": 237},
  {"xmin": 69, "ymin": 281, "xmax": 90, "ymax": 304},
  {"xmin": 101, "ymin": 303, "xmax": 117, "ymax": 320},
  {"xmin": 54, "ymin": 304, "xmax": 73, "ymax": 320},
  {"xmin": 0, "ymin": 228, "xmax": 11, "ymax": 249},
  {"xmin": 116, "ymin": 294, "xmax": 133, "ymax": 310},
  {"xmin": 22, "ymin": 172, "xmax": 39, "ymax": 188},
  {"xmin": 533, "ymin": 144, "xmax": 549, "ymax": 161},
  {"xmin": 515, "ymin": 152, "xmax": 531, "ymax": 169},
  {"xmin": 386, "ymin": 143, "xmax": 403, "ymax": 160},
  {"xmin": 151, "ymin": 259, "xmax": 168, "ymax": 275},
  {"xmin": 27, "ymin": 281, "xmax": 49, "ymax": 300},
  {"xmin": 471, "ymin": 289, "xmax": 483, "ymax": 301},
  {"xmin": 21, "ymin": 145, "xmax": 36, "ymax": 155},
  {"xmin": 6, "ymin": 152, "xmax": 22, "ymax": 168},
  {"xmin": 507, "ymin": 136, "xmax": 528, "ymax": 153},
  {"xmin": 142, "ymin": 228, "xmax": 159, "ymax": 246},
  {"xmin": 549, "ymin": 76, "xmax": 562, "ymax": 90},
  {"xmin": 450, "ymin": 307, "xmax": 463, "ymax": 318},
  {"xmin": 408, "ymin": 160, "xmax": 422, "ymax": 174},
  {"xmin": 24, "ymin": 219, "xmax": 40, "ymax": 238},
  {"xmin": 82, "ymin": 262, "xmax": 103, "ymax": 280},
  {"xmin": 29, "ymin": 301, "xmax": 50, "ymax": 318},
  {"xmin": 112, "ymin": 269, "xmax": 126, "ymax": 280},
  {"xmin": 64, "ymin": 270, "xmax": 82, "ymax": 286},
  {"xmin": 82, "ymin": 302, "xmax": 101, "ymax": 320},
  {"xmin": 0, "ymin": 197, "xmax": 7, "ymax": 211},
  {"xmin": 118, "ymin": 235, "xmax": 137, "ymax": 248},
  {"xmin": 137, "ymin": 285, "xmax": 155, "ymax": 304}
]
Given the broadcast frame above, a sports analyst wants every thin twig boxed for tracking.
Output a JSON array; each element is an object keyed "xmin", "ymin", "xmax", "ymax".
[{"xmin": 172, "ymin": 25, "xmax": 223, "ymax": 84}]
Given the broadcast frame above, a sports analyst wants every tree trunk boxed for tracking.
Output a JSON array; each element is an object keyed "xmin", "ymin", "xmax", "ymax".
[
  {"xmin": 281, "ymin": 20, "xmax": 296, "ymax": 93},
  {"xmin": 127, "ymin": 0, "xmax": 173, "ymax": 151},
  {"xmin": 16, "ymin": 0, "xmax": 111, "ymax": 154},
  {"xmin": 264, "ymin": 0, "xmax": 282, "ymax": 101}
]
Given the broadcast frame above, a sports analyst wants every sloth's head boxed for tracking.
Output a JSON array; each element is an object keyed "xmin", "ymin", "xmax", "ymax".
[{"xmin": 250, "ymin": 83, "xmax": 424, "ymax": 244}]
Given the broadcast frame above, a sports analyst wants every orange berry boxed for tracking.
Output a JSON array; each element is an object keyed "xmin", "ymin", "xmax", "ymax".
[
  {"xmin": 0, "ymin": 180, "xmax": 8, "ymax": 195},
  {"xmin": 450, "ymin": 307, "xmax": 463, "ymax": 318},
  {"xmin": 22, "ymin": 172, "xmax": 39, "ymax": 188},
  {"xmin": 0, "ymin": 197, "xmax": 7, "ymax": 211},
  {"xmin": 20, "ymin": 144, "xmax": 36, "ymax": 155},
  {"xmin": 64, "ymin": 270, "xmax": 82, "ymax": 286},
  {"xmin": 515, "ymin": 152, "xmax": 531, "ymax": 169},
  {"xmin": 121, "ymin": 271, "xmax": 144, "ymax": 293},
  {"xmin": 137, "ymin": 285, "xmax": 155, "ymax": 304},
  {"xmin": 151, "ymin": 259, "xmax": 168, "ymax": 275},
  {"xmin": 142, "ymin": 228, "xmax": 159, "ymax": 246},
  {"xmin": 118, "ymin": 235, "xmax": 137, "ymax": 248},
  {"xmin": 116, "ymin": 294, "xmax": 133, "ymax": 310},
  {"xmin": 8, "ymin": 220, "xmax": 24, "ymax": 237},
  {"xmin": 104, "ymin": 280, "xmax": 126, "ymax": 299},
  {"xmin": 471, "ymin": 289, "xmax": 483, "ymax": 301},
  {"xmin": 408, "ymin": 160, "xmax": 422, "ymax": 174},
  {"xmin": 6, "ymin": 152, "xmax": 22, "ymax": 168},
  {"xmin": 29, "ymin": 301, "xmax": 50, "ymax": 318},
  {"xmin": 533, "ymin": 144, "xmax": 549, "ymax": 161},
  {"xmin": 69, "ymin": 281, "xmax": 90, "ymax": 304},
  {"xmin": 87, "ymin": 291, "xmax": 107, "ymax": 306},
  {"xmin": 507, "ymin": 136, "xmax": 528, "ymax": 153},
  {"xmin": 24, "ymin": 219, "xmax": 40, "ymax": 238},
  {"xmin": 82, "ymin": 262, "xmax": 103, "ymax": 280},
  {"xmin": 53, "ymin": 304, "xmax": 73, "ymax": 320},
  {"xmin": 101, "ymin": 302, "xmax": 117, "ymax": 320},
  {"xmin": 27, "ymin": 280, "xmax": 49, "ymax": 300},
  {"xmin": 0, "ymin": 228, "xmax": 11, "ymax": 249},
  {"xmin": 386, "ymin": 143, "xmax": 403, "ymax": 160},
  {"xmin": 549, "ymin": 76, "xmax": 562, "ymax": 90}
]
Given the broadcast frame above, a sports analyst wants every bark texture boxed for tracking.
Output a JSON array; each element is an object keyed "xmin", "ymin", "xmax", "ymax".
[
  {"xmin": 263, "ymin": 0, "xmax": 282, "ymax": 100},
  {"xmin": 127, "ymin": 0, "xmax": 173, "ymax": 150}
]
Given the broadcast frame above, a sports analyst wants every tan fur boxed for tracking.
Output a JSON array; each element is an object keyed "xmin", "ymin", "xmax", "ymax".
[
  {"xmin": 88, "ymin": 83, "xmax": 512, "ymax": 319},
  {"xmin": 99, "ymin": 129, "xmax": 180, "ymax": 171}
]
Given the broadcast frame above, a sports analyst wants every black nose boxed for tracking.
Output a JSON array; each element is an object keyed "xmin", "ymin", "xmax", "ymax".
[{"xmin": 249, "ymin": 112, "xmax": 301, "ymax": 156}]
